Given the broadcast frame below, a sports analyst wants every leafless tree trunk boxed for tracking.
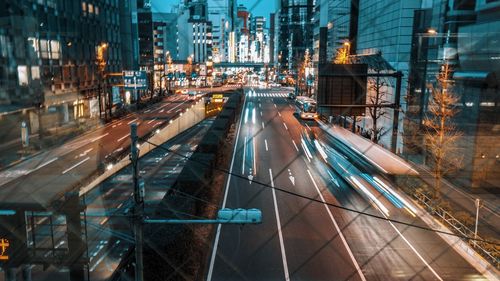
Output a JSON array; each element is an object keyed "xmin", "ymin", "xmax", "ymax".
[
  {"xmin": 423, "ymin": 62, "xmax": 462, "ymax": 199},
  {"xmin": 367, "ymin": 70, "xmax": 389, "ymax": 143}
]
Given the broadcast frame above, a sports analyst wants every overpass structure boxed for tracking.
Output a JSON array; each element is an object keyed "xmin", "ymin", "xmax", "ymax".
[{"xmin": 213, "ymin": 62, "xmax": 267, "ymax": 69}]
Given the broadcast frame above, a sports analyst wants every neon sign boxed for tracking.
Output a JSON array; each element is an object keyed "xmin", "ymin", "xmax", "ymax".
[{"xmin": 0, "ymin": 238, "xmax": 9, "ymax": 260}]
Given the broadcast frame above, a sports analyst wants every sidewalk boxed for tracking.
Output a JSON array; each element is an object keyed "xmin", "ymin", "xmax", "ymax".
[{"xmin": 318, "ymin": 120, "xmax": 499, "ymax": 238}]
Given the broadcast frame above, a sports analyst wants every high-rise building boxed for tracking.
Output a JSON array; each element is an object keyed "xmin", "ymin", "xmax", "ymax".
[
  {"xmin": 208, "ymin": 0, "xmax": 231, "ymax": 62},
  {"xmin": 353, "ymin": 0, "xmax": 421, "ymax": 149},
  {"xmin": 405, "ymin": 0, "xmax": 500, "ymax": 190},
  {"xmin": 276, "ymin": 0, "xmax": 314, "ymax": 71},
  {"xmin": 0, "ymin": 0, "xmax": 124, "ymax": 137},
  {"xmin": 250, "ymin": 16, "xmax": 266, "ymax": 62},
  {"xmin": 176, "ymin": 2, "xmax": 212, "ymax": 63},
  {"xmin": 120, "ymin": 0, "xmax": 140, "ymax": 70}
]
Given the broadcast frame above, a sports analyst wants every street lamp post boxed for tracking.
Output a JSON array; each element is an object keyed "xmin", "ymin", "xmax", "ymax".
[{"xmin": 96, "ymin": 42, "xmax": 109, "ymax": 121}]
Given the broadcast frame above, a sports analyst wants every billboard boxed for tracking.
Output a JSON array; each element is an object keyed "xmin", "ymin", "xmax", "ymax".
[{"xmin": 317, "ymin": 64, "xmax": 368, "ymax": 116}]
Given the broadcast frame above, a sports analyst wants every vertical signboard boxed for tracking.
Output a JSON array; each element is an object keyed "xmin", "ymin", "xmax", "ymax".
[{"xmin": 112, "ymin": 86, "xmax": 121, "ymax": 105}]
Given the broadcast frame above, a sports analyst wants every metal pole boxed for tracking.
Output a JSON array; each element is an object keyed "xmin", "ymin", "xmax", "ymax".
[
  {"xmin": 130, "ymin": 124, "xmax": 144, "ymax": 281},
  {"xmin": 474, "ymin": 198, "xmax": 480, "ymax": 244},
  {"xmin": 391, "ymin": 71, "xmax": 403, "ymax": 153}
]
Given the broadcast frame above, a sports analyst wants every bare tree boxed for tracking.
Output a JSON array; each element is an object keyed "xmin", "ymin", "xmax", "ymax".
[
  {"xmin": 367, "ymin": 70, "xmax": 390, "ymax": 143},
  {"xmin": 423, "ymin": 62, "xmax": 462, "ymax": 199}
]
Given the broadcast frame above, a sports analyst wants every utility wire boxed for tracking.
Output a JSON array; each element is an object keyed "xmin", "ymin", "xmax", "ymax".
[{"xmin": 142, "ymin": 138, "xmax": 500, "ymax": 246}]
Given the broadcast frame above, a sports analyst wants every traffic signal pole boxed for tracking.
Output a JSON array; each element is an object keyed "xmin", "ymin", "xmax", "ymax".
[
  {"xmin": 130, "ymin": 124, "xmax": 144, "ymax": 281},
  {"xmin": 129, "ymin": 124, "xmax": 261, "ymax": 281}
]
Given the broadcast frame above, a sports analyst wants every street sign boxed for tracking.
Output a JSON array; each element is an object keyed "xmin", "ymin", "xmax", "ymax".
[
  {"xmin": 112, "ymin": 86, "xmax": 121, "ymax": 104},
  {"xmin": 123, "ymin": 70, "xmax": 147, "ymax": 90},
  {"xmin": 211, "ymin": 94, "xmax": 224, "ymax": 103}
]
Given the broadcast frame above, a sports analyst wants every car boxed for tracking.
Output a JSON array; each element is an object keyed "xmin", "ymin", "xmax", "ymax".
[
  {"xmin": 288, "ymin": 92, "xmax": 296, "ymax": 100},
  {"xmin": 176, "ymin": 89, "xmax": 188, "ymax": 95}
]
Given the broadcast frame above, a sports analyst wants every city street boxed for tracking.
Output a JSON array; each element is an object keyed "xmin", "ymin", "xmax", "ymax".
[
  {"xmin": 0, "ymin": 94, "xmax": 196, "ymax": 206},
  {"xmin": 207, "ymin": 87, "xmax": 487, "ymax": 280},
  {"xmin": 1, "ymin": 118, "xmax": 213, "ymax": 281}
]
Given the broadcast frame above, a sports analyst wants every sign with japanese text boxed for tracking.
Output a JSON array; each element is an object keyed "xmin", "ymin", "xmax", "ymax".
[{"xmin": 123, "ymin": 71, "xmax": 147, "ymax": 90}]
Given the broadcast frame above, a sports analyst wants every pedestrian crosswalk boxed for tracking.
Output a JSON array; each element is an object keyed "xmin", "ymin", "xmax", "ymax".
[{"xmin": 246, "ymin": 92, "xmax": 291, "ymax": 98}]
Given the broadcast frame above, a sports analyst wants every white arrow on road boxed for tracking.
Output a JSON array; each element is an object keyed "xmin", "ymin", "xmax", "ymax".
[
  {"xmin": 288, "ymin": 169, "xmax": 295, "ymax": 186},
  {"xmin": 248, "ymin": 174, "xmax": 254, "ymax": 184}
]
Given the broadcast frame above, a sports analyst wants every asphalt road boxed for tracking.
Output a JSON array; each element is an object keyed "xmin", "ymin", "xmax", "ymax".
[
  {"xmin": 207, "ymin": 87, "xmax": 487, "ymax": 281},
  {"xmin": 8, "ymin": 119, "xmax": 213, "ymax": 281},
  {"xmin": 0, "ymin": 94, "xmax": 196, "ymax": 206}
]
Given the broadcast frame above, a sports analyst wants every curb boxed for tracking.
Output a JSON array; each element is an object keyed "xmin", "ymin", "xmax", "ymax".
[
  {"xmin": 411, "ymin": 198, "xmax": 500, "ymax": 281},
  {"xmin": 318, "ymin": 120, "xmax": 499, "ymax": 280}
]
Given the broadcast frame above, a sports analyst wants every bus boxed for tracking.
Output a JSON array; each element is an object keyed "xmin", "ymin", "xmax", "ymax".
[{"xmin": 295, "ymin": 96, "xmax": 317, "ymax": 120}]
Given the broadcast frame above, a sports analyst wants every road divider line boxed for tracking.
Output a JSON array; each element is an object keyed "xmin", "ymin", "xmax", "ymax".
[
  {"xmin": 387, "ymin": 219, "xmax": 443, "ymax": 280},
  {"xmin": 90, "ymin": 133, "xmax": 109, "ymax": 143},
  {"xmin": 207, "ymin": 92, "xmax": 247, "ymax": 281},
  {"xmin": 269, "ymin": 168, "xmax": 291, "ymax": 281},
  {"xmin": 32, "ymin": 157, "xmax": 58, "ymax": 172},
  {"xmin": 283, "ymin": 123, "xmax": 288, "ymax": 130},
  {"xmin": 292, "ymin": 140, "xmax": 299, "ymax": 152},
  {"xmin": 62, "ymin": 156, "xmax": 90, "ymax": 174},
  {"xmin": 265, "ymin": 139, "xmax": 269, "ymax": 151},
  {"xmin": 242, "ymin": 136, "xmax": 247, "ymax": 175},
  {"xmin": 278, "ymin": 111, "xmax": 281, "ymax": 117},
  {"xmin": 127, "ymin": 118, "xmax": 138, "ymax": 125},
  {"xmin": 262, "ymin": 122, "xmax": 265, "ymax": 129},
  {"xmin": 117, "ymin": 134, "xmax": 130, "ymax": 143},
  {"xmin": 307, "ymin": 169, "xmax": 366, "ymax": 281},
  {"xmin": 147, "ymin": 118, "xmax": 157, "ymax": 124}
]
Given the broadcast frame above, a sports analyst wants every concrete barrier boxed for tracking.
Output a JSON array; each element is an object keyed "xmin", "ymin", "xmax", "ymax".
[{"xmin": 79, "ymin": 99, "xmax": 206, "ymax": 197}]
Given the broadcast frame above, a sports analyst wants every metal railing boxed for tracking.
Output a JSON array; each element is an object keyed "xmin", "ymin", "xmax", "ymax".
[{"xmin": 414, "ymin": 189, "xmax": 499, "ymax": 268}]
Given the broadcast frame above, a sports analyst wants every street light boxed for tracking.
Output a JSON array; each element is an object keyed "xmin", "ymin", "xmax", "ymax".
[{"xmin": 96, "ymin": 42, "xmax": 109, "ymax": 120}]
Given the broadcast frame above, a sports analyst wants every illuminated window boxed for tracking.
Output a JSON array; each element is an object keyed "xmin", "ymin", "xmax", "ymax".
[
  {"xmin": 17, "ymin": 66, "xmax": 28, "ymax": 86},
  {"xmin": 50, "ymin": 40, "xmax": 60, "ymax": 59},
  {"xmin": 31, "ymin": 66, "xmax": 40, "ymax": 80},
  {"xmin": 95, "ymin": 6, "xmax": 99, "ymax": 15},
  {"xmin": 40, "ymin": 39, "xmax": 49, "ymax": 59},
  {"xmin": 88, "ymin": 3, "xmax": 94, "ymax": 14}
]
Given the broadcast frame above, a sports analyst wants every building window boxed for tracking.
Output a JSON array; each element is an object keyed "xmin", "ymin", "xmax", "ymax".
[
  {"xmin": 31, "ymin": 66, "xmax": 40, "ymax": 80},
  {"xmin": 50, "ymin": 40, "xmax": 60, "ymax": 59},
  {"xmin": 17, "ymin": 66, "xmax": 28, "ymax": 86},
  {"xmin": 88, "ymin": 3, "xmax": 94, "ymax": 14}
]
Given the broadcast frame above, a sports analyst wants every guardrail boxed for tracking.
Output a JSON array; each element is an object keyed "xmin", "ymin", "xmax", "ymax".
[{"xmin": 414, "ymin": 189, "xmax": 500, "ymax": 268}]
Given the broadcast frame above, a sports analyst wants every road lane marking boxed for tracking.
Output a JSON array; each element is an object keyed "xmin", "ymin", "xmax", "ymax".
[
  {"xmin": 387, "ymin": 218, "xmax": 443, "ymax": 280},
  {"xmin": 117, "ymin": 122, "xmax": 122, "ymax": 126},
  {"xmin": 32, "ymin": 157, "xmax": 58, "ymax": 172},
  {"xmin": 305, "ymin": 123, "xmax": 311, "ymax": 131},
  {"xmin": 112, "ymin": 125, "xmax": 116, "ymax": 128},
  {"xmin": 265, "ymin": 139, "xmax": 269, "ymax": 151},
  {"xmin": 262, "ymin": 122, "xmax": 265, "ymax": 129},
  {"xmin": 278, "ymin": 111, "xmax": 281, "ymax": 117},
  {"xmin": 147, "ymin": 118, "xmax": 157, "ymax": 124},
  {"xmin": 167, "ymin": 100, "xmax": 188, "ymax": 113},
  {"xmin": 127, "ymin": 118, "xmax": 138, "ymax": 125},
  {"xmin": 307, "ymin": 170, "xmax": 366, "ymax": 281},
  {"xmin": 292, "ymin": 140, "xmax": 299, "ymax": 152},
  {"xmin": 90, "ymin": 133, "xmax": 109, "ymax": 143},
  {"xmin": 283, "ymin": 122, "xmax": 288, "ymax": 130},
  {"xmin": 260, "ymin": 111, "xmax": 262, "ymax": 116},
  {"xmin": 242, "ymin": 136, "xmax": 247, "ymax": 174},
  {"xmin": 117, "ymin": 134, "xmax": 130, "ymax": 142},
  {"xmin": 274, "ymin": 103, "xmax": 277, "ymax": 108},
  {"xmin": 269, "ymin": 168, "xmax": 291, "ymax": 281},
  {"xmin": 207, "ymin": 91, "xmax": 247, "ymax": 281},
  {"xmin": 62, "ymin": 156, "xmax": 90, "ymax": 174}
]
